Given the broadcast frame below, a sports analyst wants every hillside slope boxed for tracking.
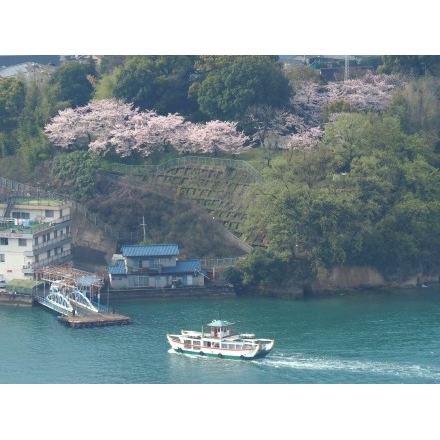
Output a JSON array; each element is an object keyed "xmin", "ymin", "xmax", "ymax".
[{"xmin": 0, "ymin": 156, "xmax": 252, "ymax": 269}]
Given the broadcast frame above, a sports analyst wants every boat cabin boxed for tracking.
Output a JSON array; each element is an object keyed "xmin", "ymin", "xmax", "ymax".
[{"xmin": 207, "ymin": 319, "xmax": 234, "ymax": 338}]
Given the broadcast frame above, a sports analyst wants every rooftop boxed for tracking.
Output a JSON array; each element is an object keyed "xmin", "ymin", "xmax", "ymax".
[{"xmin": 121, "ymin": 244, "xmax": 180, "ymax": 257}]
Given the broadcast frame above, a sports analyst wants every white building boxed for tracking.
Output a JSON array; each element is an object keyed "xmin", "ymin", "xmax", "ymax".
[{"xmin": 0, "ymin": 197, "xmax": 72, "ymax": 282}]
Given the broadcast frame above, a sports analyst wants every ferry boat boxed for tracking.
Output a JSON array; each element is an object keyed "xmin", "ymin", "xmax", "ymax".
[{"xmin": 166, "ymin": 317, "xmax": 275, "ymax": 360}]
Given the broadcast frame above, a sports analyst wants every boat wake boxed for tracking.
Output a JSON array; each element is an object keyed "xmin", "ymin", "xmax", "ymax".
[{"xmin": 255, "ymin": 352, "xmax": 440, "ymax": 382}]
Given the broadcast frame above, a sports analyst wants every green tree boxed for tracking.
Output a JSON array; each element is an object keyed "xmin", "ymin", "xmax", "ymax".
[
  {"xmin": 386, "ymin": 76, "xmax": 440, "ymax": 155},
  {"xmin": 51, "ymin": 150, "xmax": 101, "ymax": 200},
  {"xmin": 113, "ymin": 56, "xmax": 200, "ymax": 118},
  {"xmin": 98, "ymin": 56, "xmax": 131, "ymax": 75},
  {"xmin": 322, "ymin": 112, "xmax": 409, "ymax": 173},
  {"xmin": 93, "ymin": 65, "xmax": 122, "ymax": 99},
  {"xmin": 0, "ymin": 77, "xmax": 26, "ymax": 134},
  {"xmin": 235, "ymin": 248, "xmax": 287, "ymax": 288},
  {"xmin": 197, "ymin": 56, "xmax": 291, "ymax": 122},
  {"xmin": 50, "ymin": 61, "xmax": 96, "ymax": 108},
  {"xmin": 378, "ymin": 55, "xmax": 440, "ymax": 76},
  {"xmin": 16, "ymin": 70, "xmax": 55, "ymax": 167}
]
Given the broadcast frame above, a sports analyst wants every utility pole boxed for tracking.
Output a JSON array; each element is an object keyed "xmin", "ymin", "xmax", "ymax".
[
  {"xmin": 345, "ymin": 55, "xmax": 349, "ymax": 81},
  {"xmin": 141, "ymin": 216, "xmax": 147, "ymax": 242}
]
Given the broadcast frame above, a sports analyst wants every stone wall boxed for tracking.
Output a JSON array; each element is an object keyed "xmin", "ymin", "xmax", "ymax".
[{"xmin": 0, "ymin": 292, "xmax": 33, "ymax": 306}]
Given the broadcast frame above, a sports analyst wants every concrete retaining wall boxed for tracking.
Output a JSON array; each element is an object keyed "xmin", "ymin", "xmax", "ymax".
[
  {"xmin": 0, "ymin": 292, "xmax": 33, "ymax": 306},
  {"xmin": 105, "ymin": 285, "xmax": 236, "ymax": 301}
]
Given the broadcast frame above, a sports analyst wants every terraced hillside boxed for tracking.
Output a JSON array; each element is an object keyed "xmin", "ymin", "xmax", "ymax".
[{"xmin": 112, "ymin": 156, "xmax": 264, "ymax": 239}]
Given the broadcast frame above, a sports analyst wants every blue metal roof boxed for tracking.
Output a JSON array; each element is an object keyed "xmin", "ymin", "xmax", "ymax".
[
  {"xmin": 161, "ymin": 259, "xmax": 201, "ymax": 274},
  {"xmin": 108, "ymin": 258, "xmax": 202, "ymax": 276},
  {"xmin": 108, "ymin": 259, "xmax": 126, "ymax": 275},
  {"xmin": 121, "ymin": 244, "xmax": 179, "ymax": 258}
]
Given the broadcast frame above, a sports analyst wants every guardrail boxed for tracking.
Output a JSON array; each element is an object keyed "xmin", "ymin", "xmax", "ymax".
[
  {"xmin": 111, "ymin": 156, "xmax": 265, "ymax": 183},
  {"xmin": 200, "ymin": 257, "xmax": 245, "ymax": 268},
  {"xmin": 36, "ymin": 296, "xmax": 70, "ymax": 315}
]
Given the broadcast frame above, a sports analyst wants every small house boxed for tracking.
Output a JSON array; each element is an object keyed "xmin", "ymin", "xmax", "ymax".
[{"xmin": 107, "ymin": 244, "xmax": 205, "ymax": 289}]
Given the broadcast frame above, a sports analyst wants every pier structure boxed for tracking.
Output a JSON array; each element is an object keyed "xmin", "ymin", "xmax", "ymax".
[
  {"xmin": 35, "ymin": 264, "xmax": 131, "ymax": 327},
  {"xmin": 57, "ymin": 312, "xmax": 131, "ymax": 328},
  {"xmin": 38, "ymin": 264, "xmax": 105, "ymax": 299}
]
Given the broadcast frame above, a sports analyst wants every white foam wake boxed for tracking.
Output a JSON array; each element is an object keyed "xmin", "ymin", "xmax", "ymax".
[{"xmin": 257, "ymin": 352, "xmax": 440, "ymax": 382}]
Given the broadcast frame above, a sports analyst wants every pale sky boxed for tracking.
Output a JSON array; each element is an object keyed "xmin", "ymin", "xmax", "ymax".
[{"xmin": 2, "ymin": 2, "xmax": 435, "ymax": 55}]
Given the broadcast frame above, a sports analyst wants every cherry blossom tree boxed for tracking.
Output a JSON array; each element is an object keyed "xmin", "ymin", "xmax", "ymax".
[
  {"xmin": 44, "ymin": 99, "xmax": 138, "ymax": 150},
  {"xmin": 284, "ymin": 126, "xmax": 324, "ymax": 150},
  {"xmin": 325, "ymin": 72, "xmax": 405, "ymax": 113},
  {"xmin": 176, "ymin": 120, "xmax": 249, "ymax": 155},
  {"xmin": 44, "ymin": 98, "xmax": 249, "ymax": 157},
  {"xmin": 243, "ymin": 105, "xmax": 300, "ymax": 147},
  {"xmin": 290, "ymin": 72, "xmax": 406, "ymax": 134},
  {"xmin": 291, "ymin": 79, "xmax": 327, "ymax": 128},
  {"xmin": 88, "ymin": 109, "xmax": 190, "ymax": 157}
]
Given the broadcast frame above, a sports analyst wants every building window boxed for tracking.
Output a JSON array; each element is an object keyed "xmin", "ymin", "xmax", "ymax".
[
  {"xmin": 138, "ymin": 259, "xmax": 143, "ymax": 269},
  {"xmin": 47, "ymin": 250, "xmax": 51, "ymax": 258},
  {"xmin": 34, "ymin": 237, "xmax": 38, "ymax": 245},
  {"xmin": 18, "ymin": 238, "xmax": 27, "ymax": 246},
  {"xmin": 0, "ymin": 238, "xmax": 8, "ymax": 246},
  {"xmin": 12, "ymin": 212, "xmax": 30, "ymax": 219},
  {"xmin": 54, "ymin": 230, "xmax": 58, "ymax": 238},
  {"xmin": 139, "ymin": 276, "xmax": 149, "ymax": 287},
  {"xmin": 149, "ymin": 259, "xmax": 158, "ymax": 269},
  {"xmin": 0, "ymin": 254, "xmax": 4, "ymax": 262},
  {"xmin": 45, "ymin": 210, "xmax": 54, "ymax": 218}
]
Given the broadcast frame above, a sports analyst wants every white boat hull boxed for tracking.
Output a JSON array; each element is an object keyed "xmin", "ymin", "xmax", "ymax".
[{"xmin": 167, "ymin": 334, "xmax": 274, "ymax": 360}]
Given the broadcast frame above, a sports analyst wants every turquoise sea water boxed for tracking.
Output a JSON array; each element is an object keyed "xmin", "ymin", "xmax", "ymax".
[
  {"xmin": 1, "ymin": 288, "xmax": 440, "ymax": 385},
  {"xmin": 2, "ymin": 288, "xmax": 438, "ymax": 438}
]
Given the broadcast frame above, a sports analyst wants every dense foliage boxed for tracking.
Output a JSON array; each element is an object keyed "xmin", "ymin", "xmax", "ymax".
[{"xmin": 234, "ymin": 110, "xmax": 440, "ymax": 289}]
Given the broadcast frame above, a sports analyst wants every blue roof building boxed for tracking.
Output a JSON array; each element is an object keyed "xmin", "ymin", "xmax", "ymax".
[{"xmin": 108, "ymin": 244, "xmax": 205, "ymax": 290}]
